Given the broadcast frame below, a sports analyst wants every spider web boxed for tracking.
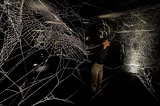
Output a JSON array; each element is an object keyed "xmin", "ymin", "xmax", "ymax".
[
  {"xmin": 0, "ymin": 0, "xmax": 89, "ymax": 105},
  {"xmin": 0, "ymin": 0, "xmax": 160, "ymax": 106},
  {"xmin": 118, "ymin": 2, "xmax": 160, "ymax": 98}
]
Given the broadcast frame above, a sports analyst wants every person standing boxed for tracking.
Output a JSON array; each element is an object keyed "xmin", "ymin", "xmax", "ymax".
[{"xmin": 91, "ymin": 39, "xmax": 110, "ymax": 97}]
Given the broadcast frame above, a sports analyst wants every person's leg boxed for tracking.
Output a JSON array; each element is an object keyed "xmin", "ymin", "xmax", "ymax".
[
  {"xmin": 91, "ymin": 63, "xmax": 101, "ymax": 94},
  {"xmin": 97, "ymin": 66, "xmax": 103, "ymax": 97}
]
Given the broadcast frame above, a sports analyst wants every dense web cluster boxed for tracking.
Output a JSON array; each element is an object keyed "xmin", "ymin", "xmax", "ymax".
[
  {"xmin": 0, "ymin": 0, "xmax": 160, "ymax": 106},
  {"xmin": 0, "ymin": 0, "xmax": 88, "ymax": 105},
  {"xmin": 118, "ymin": 3, "xmax": 160, "ymax": 96}
]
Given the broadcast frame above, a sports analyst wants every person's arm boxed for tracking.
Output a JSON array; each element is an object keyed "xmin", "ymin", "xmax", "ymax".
[{"xmin": 102, "ymin": 39, "xmax": 110, "ymax": 49}]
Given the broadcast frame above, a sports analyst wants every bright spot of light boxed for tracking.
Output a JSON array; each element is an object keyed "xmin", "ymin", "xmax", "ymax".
[
  {"xmin": 69, "ymin": 28, "xmax": 72, "ymax": 31},
  {"xmin": 128, "ymin": 64, "xmax": 139, "ymax": 74},
  {"xmin": 85, "ymin": 36, "xmax": 90, "ymax": 41},
  {"xmin": 36, "ymin": 64, "xmax": 49, "ymax": 72},
  {"xmin": 33, "ymin": 63, "xmax": 38, "ymax": 67}
]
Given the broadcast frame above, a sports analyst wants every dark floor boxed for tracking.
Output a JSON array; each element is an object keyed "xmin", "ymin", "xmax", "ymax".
[{"xmin": 21, "ymin": 65, "xmax": 160, "ymax": 106}]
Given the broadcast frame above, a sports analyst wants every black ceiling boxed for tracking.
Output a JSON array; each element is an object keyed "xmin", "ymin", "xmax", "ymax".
[{"xmin": 51, "ymin": 0, "xmax": 159, "ymax": 18}]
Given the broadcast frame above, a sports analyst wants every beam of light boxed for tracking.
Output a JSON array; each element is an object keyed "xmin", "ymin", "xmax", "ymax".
[
  {"xmin": 117, "ymin": 29, "xmax": 157, "ymax": 33},
  {"xmin": 45, "ymin": 21, "xmax": 63, "ymax": 24},
  {"xmin": 98, "ymin": 13, "xmax": 125, "ymax": 19}
]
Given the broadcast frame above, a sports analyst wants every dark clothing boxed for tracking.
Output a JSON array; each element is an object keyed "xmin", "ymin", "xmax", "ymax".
[{"xmin": 94, "ymin": 45, "xmax": 107, "ymax": 64}]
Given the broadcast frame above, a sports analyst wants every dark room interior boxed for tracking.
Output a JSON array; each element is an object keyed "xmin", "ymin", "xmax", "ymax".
[{"xmin": 0, "ymin": 0, "xmax": 160, "ymax": 106}]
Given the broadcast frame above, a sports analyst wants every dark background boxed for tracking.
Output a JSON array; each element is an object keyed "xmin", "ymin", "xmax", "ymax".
[{"xmin": 0, "ymin": 0, "xmax": 160, "ymax": 106}]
